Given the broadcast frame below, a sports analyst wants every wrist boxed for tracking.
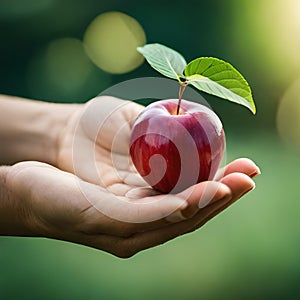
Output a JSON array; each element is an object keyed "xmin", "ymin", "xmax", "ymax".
[
  {"xmin": 0, "ymin": 95, "xmax": 78, "ymax": 166},
  {"xmin": 0, "ymin": 165, "xmax": 34, "ymax": 236}
]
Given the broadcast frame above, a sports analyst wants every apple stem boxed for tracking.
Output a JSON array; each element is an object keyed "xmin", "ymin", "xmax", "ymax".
[{"xmin": 176, "ymin": 84, "xmax": 187, "ymax": 115}]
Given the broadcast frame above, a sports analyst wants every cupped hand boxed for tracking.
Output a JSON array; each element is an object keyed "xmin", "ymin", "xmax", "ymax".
[
  {"xmin": 5, "ymin": 95, "xmax": 260, "ymax": 257},
  {"xmin": 6, "ymin": 158, "xmax": 258, "ymax": 258}
]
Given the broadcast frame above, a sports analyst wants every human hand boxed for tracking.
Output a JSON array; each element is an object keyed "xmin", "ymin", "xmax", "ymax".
[
  {"xmin": 56, "ymin": 96, "xmax": 145, "ymax": 187},
  {"xmin": 4, "ymin": 157, "xmax": 258, "ymax": 258},
  {"xmin": 3, "ymin": 95, "xmax": 260, "ymax": 257}
]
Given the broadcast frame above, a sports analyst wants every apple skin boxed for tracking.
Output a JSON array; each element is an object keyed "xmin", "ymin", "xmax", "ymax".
[{"xmin": 129, "ymin": 99, "xmax": 225, "ymax": 193}]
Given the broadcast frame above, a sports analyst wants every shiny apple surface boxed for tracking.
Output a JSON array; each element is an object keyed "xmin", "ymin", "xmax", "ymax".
[{"xmin": 130, "ymin": 99, "xmax": 225, "ymax": 193}]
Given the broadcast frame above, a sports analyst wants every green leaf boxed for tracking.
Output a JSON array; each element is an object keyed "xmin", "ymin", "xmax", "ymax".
[
  {"xmin": 137, "ymin": 43, "xmax": 187, "ymax": 80},
  {"xmin": 184, "ymin": 57, "xmax": 256, "ymax": 114}
]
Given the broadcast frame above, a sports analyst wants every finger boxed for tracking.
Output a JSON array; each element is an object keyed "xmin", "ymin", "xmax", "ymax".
[
  {"xmin": 82, "ymin": 179, "xmax": 232, "ymax": 238},
  {"xmin": 186, "ymin": 172, "xmax": 256, "ymax": 233},
  {"xmin": 145, "ymin": 172, "xmax": 255, "ymax": 239},
  {"xmin": 104, "ymin": 181, "xmax": 231, "ymax": 236},
  {"xmin": 78, "ymin": 180, "xmax": 188, "ymax": 233},
  {"xmin": 75, "ymin": 193, "xmax": 233, "ymax": 258},
  {"xmin": 116, "ymin": 181, "xmax": 231, "ymax": 235},
  {"xmin": 116, "ymin": 160, "xmax": 257, "ymax": 221},
  {"xmin": 76, "ymin": 173, "xmax": 256, "ymax": 257},
  {"xmin": 124, "ymin": 181, "xmax": 232, "ymax": 230},
  {"xmin": 123, "ymin": 173, "xmax": 254, "ymax": 255},
  {"xmin": 215, "ymin": 158, "xmax": 261, "ymax": 180},
  {"xmin": 219, "ymin": 172, "xmax": 255, "ymax": 199},
  {"xmin": 176, "ymin": 181, "xmax": 232, "ymax": 219},
  {"xmin": 79, "ymin": 170, "xmax": 253, "ymax": 239},
  {"xmin": 122, "ymin": 195, "xmax": 233, "ymax": 257}
]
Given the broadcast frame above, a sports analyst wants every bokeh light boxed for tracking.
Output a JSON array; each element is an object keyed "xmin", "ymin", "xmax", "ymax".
[
  {"xmin": 27, "ymin": 38, "xmax": 111, "ymax": 102},
  {"xmin": 83, "ymin": 11, "xmax": 146, "ymax": 74},
  {"xmin": 277, "ymin": 77, "xmax": 300, "ymax": 150},
  {"xmin": 231, "ymin": 0, "xmax": 300, "ymax": 85}
]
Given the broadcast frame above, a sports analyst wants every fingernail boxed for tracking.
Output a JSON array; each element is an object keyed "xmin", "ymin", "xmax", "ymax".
[{"xmin": 249, "ymin": 167, "xmax": 261, "ymax": 178}]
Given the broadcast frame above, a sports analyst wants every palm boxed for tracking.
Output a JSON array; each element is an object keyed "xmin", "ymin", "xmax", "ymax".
[{"xmin": 57, "ymin": 96, "xmax": 152, "ymax": 197}]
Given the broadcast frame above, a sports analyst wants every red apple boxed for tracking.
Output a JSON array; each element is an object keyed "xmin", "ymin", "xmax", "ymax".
[{"xmin": 129, "ymin": 99, "xmax": 225, "ymax": 193}]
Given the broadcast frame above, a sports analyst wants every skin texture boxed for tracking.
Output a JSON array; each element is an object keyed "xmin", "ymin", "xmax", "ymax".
[{"xmin": 0, "ymin": 95, "xmax": 260, "ymax": 258}]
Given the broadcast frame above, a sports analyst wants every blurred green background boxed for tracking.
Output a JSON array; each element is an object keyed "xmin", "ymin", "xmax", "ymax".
[{"xmin": 1, "ymin": 0, "xmax": 300, "ymax": 299}]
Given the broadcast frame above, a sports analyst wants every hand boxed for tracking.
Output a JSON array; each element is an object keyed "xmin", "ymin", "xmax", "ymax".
[
  {"xmin": 3, "ymin": 96, "xmax": 260, "ymax": 257},
  {"xmin": 56, "ymin": 96, "xmax": 145, "ymax": 188},
  {"xmin": 6, "ymin": 158, "xmax": 258, "ymax": 258}
]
